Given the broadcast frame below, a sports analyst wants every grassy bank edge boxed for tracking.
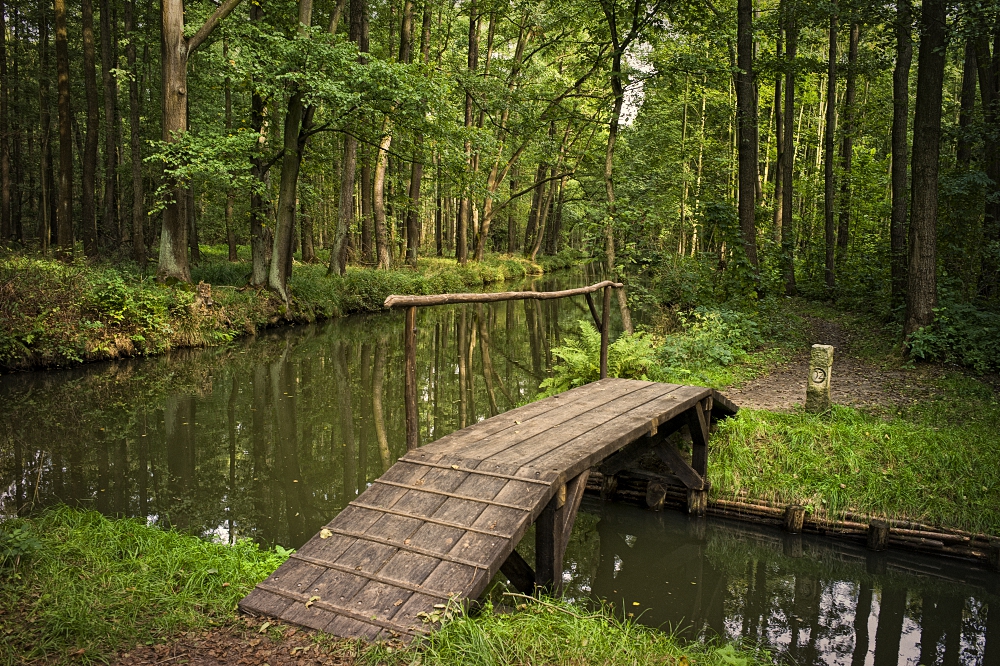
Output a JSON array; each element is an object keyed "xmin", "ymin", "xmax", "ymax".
[
  {"xmin": 0, "ymin": 507, "xmax": 769, "ymax": 666},
  {"xmin": 0, "ymin": 247, "xmax": 582, "ymax": 372}
]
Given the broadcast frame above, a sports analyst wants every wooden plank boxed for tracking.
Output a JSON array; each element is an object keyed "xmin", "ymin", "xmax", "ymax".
[
  {"xmin": 322, "ymin": 526, "xmax": 485, "ymax": 568},
  {"xmin": 517, "ymin": 385, "xmax": 710, "ymax": 483},
  {"xmin": 482, "ymin": 383, "xmax": 681, "ymax": 469},
  {"xmin": 291, "ymin": 552, "xmax": 451, "ymax": 601},
  {"xmin": 406, "ymin": 379, "xmax": 617, "ymax": 459},
  {"xmin": 429, "ymin": 380, "xmax": 658, "ymax": 468},
  {"xmin": 347, "ymin": 502, "xmax": 520, "ymax": 539},
  {"xmin": 255, "ymin": 581, "xmax": 419, "ymax": 636},
  {"xmin": 654, "ymin": 442, "xmax": 704, "ymax": 490},
  {"xmin": 384, "ymin": 280, "xmax": 623, "ymax": 308},
  {"xmin": 711, "ymin": 389, "xmax": 739, "ymax": 418},
  {"xmin": 394, "ymin": 459, "xmax": 552, "ymax": 485}
]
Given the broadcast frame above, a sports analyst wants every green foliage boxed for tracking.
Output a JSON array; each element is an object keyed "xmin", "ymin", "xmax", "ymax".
[
  {"xmin": 657, "ymin": 308, "xmax": 761, "ymax": 381},
  {"xmin": 538, "ymin": 321, "xmax": 663, "ymax": 396},
  {"xmin": 541, "ymin": 305, "xmax": 777, "ymax": 396},
  {"xmin": 0, "ymin": 526, "xmax": 42, "ymax": 569},
  {"xmin": 907, "ymin": 299, "xmax": 1000, "ymax": 373},
  {"xmin": 0, "ymin": 507, "xmax": 290, "ymax": 664},
  {"xmin": 366, "ymin": 596, "xmax": 769, "ymax": 666}
]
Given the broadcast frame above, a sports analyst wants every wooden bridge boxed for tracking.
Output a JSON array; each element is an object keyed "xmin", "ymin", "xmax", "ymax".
[{"xmin": 239, "ymin": 283, "xmax": 738, "ymax": 641}]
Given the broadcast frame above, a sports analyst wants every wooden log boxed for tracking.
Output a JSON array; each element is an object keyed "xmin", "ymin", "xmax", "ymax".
[
  {"xmin": 867, "ymin": 519, "xmax": 890, "ymax": 551},
  {"xmin": 600, "ymin": 285, "xmax": 611, "ymax": 379},
  {"xmin": 687, "ymin": 488, "xmax": 707, "ymax": 516},
  {"xmin": 384, "ymin": 281, "xmax": 624, "ymax": 308},
  {"xmin": 784, "ymin": 505, "xmax": 806, "ymax": 534},
  {"xmin": 646, "ymin": 481, "xmax": 667, "ymax": 511},
  {"xmin": 404, "ymin": 305, "xmax": 418, "ymax": 451},
  {"xmin": 600, "ymin": 473, "xmax": 618, "ymax": 500}
]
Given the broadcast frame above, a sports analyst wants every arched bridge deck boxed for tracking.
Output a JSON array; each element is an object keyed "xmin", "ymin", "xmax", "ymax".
[{"xmin": 240, "ymin": 377, "xmax": 738, "ymax": 641}]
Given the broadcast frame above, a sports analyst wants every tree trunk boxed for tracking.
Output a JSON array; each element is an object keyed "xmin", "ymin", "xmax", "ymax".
[
  {"xmin": 0, "ymin": 0, "xmax": 8, "ymax": 244},
  {"xmin": 836, "ymin": 21, "xmax": 859, "ymax": 255},
  {"xmin": 507, "ymin": 165, "xmax": 518, "ymax": 253},
  {"xmin": 773, "ymin": 33, "xmax": 783, "ymax": 244},
  {"xmin": 457, "ymin": 0, "xmax": 478, "ymax": 266},
  {"xmin": 781, "ymin": 4, "xmax": 798, "ymax": 296},
  {"xmin": 329, "ymin": 0, "xmax": 367, "ymax": 275},
  {"xmin": 125, "ymin": 0, "xmax": 144, "ymax": 264},
  {"xmin": 54, "ymin": 0, "xmax": 73, "ymax": 255},
  {"xmin": 976, "ymin": 22, "xmax": 1000, "ymax": 298},
  {"xmin": 38, "ymin": 0, "xmax": 53, "ymax": 252},
  {"xmin": 904, "ymin": 0, "xmax": 946, "ymax": 337},
  {"xmin": 223, "ymin": 39, "xmax": 237, "ymax": 261},
  {"xmin": 736, "ymin": 0, "xmax": 759, "ymax": 271},
  {"xmin": 158, "ymin": 0, "xmax": 244, "ymax": 281},
  {"xmin": 100, "ymin": 0, "xmax": 119, "ymax": 248},
  {"xmin": 824, "ymin": 3, "xmax": 838, "ymax": 290},
  {"xmin": 301, "ymin": 199, "xmax": 315, "ymax": 262},
  {"xmin": 159, "ymin": 0, "xmax": 191, "ymax": 279},
  {"xmin": 269, "ymin": 0, "xmax": 314, "ymax": 303},
  {"xmin": 957, "ymin": 39, "xmax": 977, "ymax": 168},
  {"xmin": 373, "ymin": 118, "xmax": 393, "ymax": 269},
  {"xmin": 360, "ymin": 153, "xmax": 373, "ymax": 260},
  {"xmin": 890, "ymin": 0, "xmax": 912, "ymax": 308},
  {"xmin": 404, "ymin": 1, "xmax": 432, "ymax": 267},
  {"xmin": 435, "ymin": 156, "xmax": 443, "ymax": 256}
]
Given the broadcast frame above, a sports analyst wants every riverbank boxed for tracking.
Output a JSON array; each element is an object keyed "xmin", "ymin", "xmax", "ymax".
[
  {"xmin": 0, "ymin": 247, "xmax": 581, "ymax": 372},
  {"xmin": 549, "ymin": 297, "xmax": 1000, "ymax": 539},
  {"xmin": 0, "ymin": 507, "xmax": 770, "ymax": 666}
]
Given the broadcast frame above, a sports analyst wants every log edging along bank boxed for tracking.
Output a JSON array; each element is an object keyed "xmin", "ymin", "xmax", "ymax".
[{"xmin": 585, "ymin": 471, "xmax": 1000, "ymax": 571}]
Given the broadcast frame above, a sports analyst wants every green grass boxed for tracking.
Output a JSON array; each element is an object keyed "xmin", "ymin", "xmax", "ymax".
[
  {"xmin": 366, "ymin": 596, "xmax": 768, "ymax": 666},
  {"xmin": 0, "ymin": 507, "xmax": 290, "ymax": 665},
  {"xmin": 1, "ymin": 508, "xmax": 769, "ymax": 666},
  {"xmin": 710, "ymin": 371, "xmax": 1000, "ymax": 534}
]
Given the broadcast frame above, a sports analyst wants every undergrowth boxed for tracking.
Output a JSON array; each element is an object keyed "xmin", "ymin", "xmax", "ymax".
[
  {"xmin": 0, "ymin": 248, "xmax": 576, "ymax": 371},
  {"xmin": 0, "ymin": 507, "xmax": 290, "ymax": 665},
  {"xmin": 540, "ymin": 297, "xmax": 805, "ymax": 396}
]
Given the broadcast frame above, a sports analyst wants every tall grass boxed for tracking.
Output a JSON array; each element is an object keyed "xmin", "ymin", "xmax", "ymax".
[
  {"xmin": 0, "ymin": 507, "xmax": 289, "ymax": 664},
  {"xmin": 710, "ymin": 374, "xmax": 1000, "ymax": 533},
  {"xmin": 365, "ymin": 596, "xmax": 769, "ymax": 666}
]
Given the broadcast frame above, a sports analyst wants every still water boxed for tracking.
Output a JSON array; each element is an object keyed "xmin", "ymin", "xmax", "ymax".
[{"xmin": 1, "ymin": 268, "xmax": 997, "ymax": 665}]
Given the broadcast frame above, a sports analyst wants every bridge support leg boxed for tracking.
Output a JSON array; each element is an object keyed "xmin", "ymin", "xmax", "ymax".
[{"xmin": 534, "ymin": 470, "xmax": 590, "ymax": 596}]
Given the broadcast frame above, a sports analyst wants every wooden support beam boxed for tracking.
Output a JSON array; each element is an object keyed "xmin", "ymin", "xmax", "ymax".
[
  {"xmin": 687, "ymin": 399, "xmax": 710, "ymax": 478},
  {"xmin": 600, "ymin": 286, "xmax": 611, "ymax": 379},
  {"xmin": 654, "ymin": 442, "xmax": 704, "ymax": 490},
  {"xmin": 535, "ymin": 496, "xmax": 558, "ymax": 592},
  {"xmin": 404, "ymin": 305, "xmax": 418, "ymax": 451},
  {"xmin": 500, "ymin": 549, "xmax": 535, "ymax": 595},
  {"xmin": 598, "ymin": 413, "xmax": 687, "ymax": 476},
  {"xmin": 585, "ymin": 292, "xmax": 602, "ymax": 332},
  {"xmin": 559, "ymin": 470, "xmax": 590, "ymax": 550}
]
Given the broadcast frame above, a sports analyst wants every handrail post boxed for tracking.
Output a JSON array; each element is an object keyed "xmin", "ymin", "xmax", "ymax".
[
  {"xmin": 600, "ymin": 286, "xmax": 611, "ymax": 379},
  {"xmin": 404, "ymin": 305, "xmax": 418, "ymax": 451}
]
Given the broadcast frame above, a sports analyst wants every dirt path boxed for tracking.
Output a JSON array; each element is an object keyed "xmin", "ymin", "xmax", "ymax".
[
  {"xmin": 725, "ymin": 317, "xmax": 939, "ymax": 411},
  {"xmin": 113, "ymin": 619, "xmax": 360, "ymax": 665}
]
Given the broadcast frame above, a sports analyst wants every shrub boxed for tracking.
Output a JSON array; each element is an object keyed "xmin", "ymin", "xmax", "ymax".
[{"xmin": 907, "ymin": 300, "xmax": 1000, "ymax": 373}]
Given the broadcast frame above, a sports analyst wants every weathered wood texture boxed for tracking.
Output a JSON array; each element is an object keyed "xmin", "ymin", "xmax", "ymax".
[
  {"xmin": 383, "ymin": 281, "xmax": 624, "ymax": 308},
  {"xmin": 240, "ymin": 378, "xmax": 735, "ymax": 641}
]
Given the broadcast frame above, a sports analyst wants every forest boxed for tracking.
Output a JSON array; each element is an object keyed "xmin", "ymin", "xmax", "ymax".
[{"xmin": 1, "ymin": 0, "xmax": 999, "ymax": 365}]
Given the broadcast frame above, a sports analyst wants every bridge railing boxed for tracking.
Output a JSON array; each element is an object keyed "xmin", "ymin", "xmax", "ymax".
[{"xmin": 383, "ymin": 280, "xmax": 624, "ymax": 451}]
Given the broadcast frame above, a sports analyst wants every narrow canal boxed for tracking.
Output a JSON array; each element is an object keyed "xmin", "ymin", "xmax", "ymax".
[{"xmin": 1, "ymin": 267, "xmax": 997, "ymax": 665}]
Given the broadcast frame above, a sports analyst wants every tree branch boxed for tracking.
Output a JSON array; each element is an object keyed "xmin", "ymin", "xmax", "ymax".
[{"xmin": 188, "ymin": 0, "xmax": 244, "ymax": 54}]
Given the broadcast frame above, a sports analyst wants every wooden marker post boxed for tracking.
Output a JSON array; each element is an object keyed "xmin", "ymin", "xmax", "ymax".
[
  {"xmin": 404, "ymin": 305, "xmax": 418, "ymax": 451},
  {"xmin": 806, "ymin": 344, "xmax": 834, "ymax": 413}
]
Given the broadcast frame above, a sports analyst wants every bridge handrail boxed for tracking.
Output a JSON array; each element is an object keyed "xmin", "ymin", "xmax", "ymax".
[
  {"xmin": 383, "ymin": 280, "xmax": 623, "ymax": 308},
  {"xmin": 386, "ymin": 280, "xmax": 625, "ymax": 452}
]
